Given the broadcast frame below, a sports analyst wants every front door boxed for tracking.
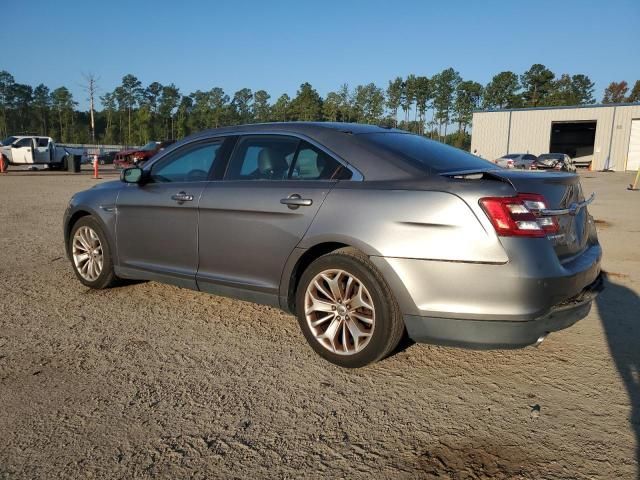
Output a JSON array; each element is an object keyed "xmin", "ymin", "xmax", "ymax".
[
  {"xmin": 197, "ymin": 135, "xmax": 352, "ymax": 304},
  {"xmin": 116, "ymin": 139, "xmax": 224, "ymax": 288},
  {"xmin": 11, "ymin": 137, "xmax": 34, "ymax": 164}
]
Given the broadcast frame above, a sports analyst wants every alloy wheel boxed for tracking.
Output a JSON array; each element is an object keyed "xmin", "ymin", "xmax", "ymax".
[
  {"xmin": 304, "ymin": 269, "xmax": 375, "ymax": 355},
  {"xmin": 72, "ymin": 226, "xmax": 104, "ymax": 282}
]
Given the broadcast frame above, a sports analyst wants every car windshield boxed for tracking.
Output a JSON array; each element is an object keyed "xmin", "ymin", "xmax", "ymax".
[
  {"xmin": 539, "ymin": 153, "xmax": 563, "ymax": 160},
  {"xmin": 1, "ymin": 136, "xmax": 17, "ymax": 145},
  {"xmin": 501, "ymin": 154, "xmax": 519, "ymax": 159},
  {"xmin": 140, "ymin": 142, "xmax": 159, "ymax": 151},
  {"xmin": 363, "ymin": 132, "xmax": 496, "ymax": 173}
]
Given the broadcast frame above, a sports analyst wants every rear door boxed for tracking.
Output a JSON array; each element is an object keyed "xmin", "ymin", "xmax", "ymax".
[
  {"xmin": 197, "ymin": 135, "xmax": 352, "ymax": 301},
  {"xmin": 33, "ymin": 138, "xmax": 50, "ymax": 163},
  {"xmin": 116, "ymin": 139, "xmax": 225, "ymax": 288}
]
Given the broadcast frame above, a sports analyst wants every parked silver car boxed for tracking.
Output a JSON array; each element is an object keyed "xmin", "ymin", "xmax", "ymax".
[
  {"xmin": 494, "ymin": 153, "xmax": 538, "ymax": 169},
  {"xmin": 63, "ymin": 123, "xmax": 603, "ymax": 367}
]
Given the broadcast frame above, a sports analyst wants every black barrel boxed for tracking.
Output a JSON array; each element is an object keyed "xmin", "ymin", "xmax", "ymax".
[{"xmin": 67, "ymin": 155, "xmax": 81, "ymax": 173}]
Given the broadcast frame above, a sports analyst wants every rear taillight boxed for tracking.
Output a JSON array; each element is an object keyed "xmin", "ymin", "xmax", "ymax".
[{"xmin": 479, "ymin": 193, "xmax": 559, "ymax": 237}]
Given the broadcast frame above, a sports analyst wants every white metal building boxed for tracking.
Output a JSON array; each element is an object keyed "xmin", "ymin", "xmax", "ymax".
[{"xmin": 471, "ymin": 103, "xmax": 640, "ymax": 171}]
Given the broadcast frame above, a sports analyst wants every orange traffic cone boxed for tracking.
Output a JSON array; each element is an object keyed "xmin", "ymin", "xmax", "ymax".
[{"xmin": 93, "ymin": 154, "xmax": 100, "ymax": 179}]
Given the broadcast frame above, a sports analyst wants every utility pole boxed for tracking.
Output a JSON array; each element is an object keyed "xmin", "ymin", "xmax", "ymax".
[{"xmin": 83, "ymin": 73, "xmax": 99, "ymax": 144}]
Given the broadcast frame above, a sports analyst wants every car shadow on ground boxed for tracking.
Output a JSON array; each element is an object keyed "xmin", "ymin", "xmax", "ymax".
[{"xmin": 597, "ymin": 275, "xmax": 640, "ymax": 477}]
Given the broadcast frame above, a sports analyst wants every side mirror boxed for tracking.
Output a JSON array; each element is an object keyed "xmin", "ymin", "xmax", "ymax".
[{"xmin": 121, "ymin": 167, "xmax": 144, "ymax": 184}]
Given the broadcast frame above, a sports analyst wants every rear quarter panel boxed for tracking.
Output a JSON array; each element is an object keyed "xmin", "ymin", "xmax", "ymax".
[{"xmin": 299, "ymin": 187, "xmax": 508, "ymax": 263}]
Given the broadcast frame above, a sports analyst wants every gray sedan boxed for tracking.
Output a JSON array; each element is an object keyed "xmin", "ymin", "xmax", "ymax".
[
  {"xmin": 494, "ymin": 153, "xmax": 538, "ymax": 169},
  {"xmin": 63, "ymin": 123, "xmax": 603, "ymax": 368}
]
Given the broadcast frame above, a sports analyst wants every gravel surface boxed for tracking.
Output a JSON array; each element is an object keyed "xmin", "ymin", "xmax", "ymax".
[{"xmin": 1, "ymin": 168, "xmax": 638, "ymax": 479}]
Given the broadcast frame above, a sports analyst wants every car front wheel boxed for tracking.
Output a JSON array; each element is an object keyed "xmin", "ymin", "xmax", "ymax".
[
  {"xmin": 69, "ymin": 216, "xmax": 118, "ymax": 289},
  {"xmin": 296, "ymin": 247, "xmax": 405, "ymax": 368}
]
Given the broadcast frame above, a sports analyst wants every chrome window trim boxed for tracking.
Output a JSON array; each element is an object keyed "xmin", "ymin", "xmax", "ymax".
[{"xmin": 145, "ymin": 130, "xmax": 364, "ymax": 181}]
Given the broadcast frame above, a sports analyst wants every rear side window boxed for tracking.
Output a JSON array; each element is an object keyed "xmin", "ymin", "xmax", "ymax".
[
  {"xmin": 226, "ymin": 136, "xmax": 299, "ymax": 180},
  {"xmin": 363, "ymin": 132, "xmax": 496, "ymax": 173},
  {"xmin": 37, "ymin": 138, "xmax": 49, "ymax": 147},
  {"xmin": 291, "ymin": 142, "xmax": 352, "ymax": 180}
]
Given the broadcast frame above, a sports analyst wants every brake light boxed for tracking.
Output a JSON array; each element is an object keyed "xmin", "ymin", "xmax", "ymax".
[{"xmin": 479, "ymin": 193, "xmax": 559, "ymax": 237}]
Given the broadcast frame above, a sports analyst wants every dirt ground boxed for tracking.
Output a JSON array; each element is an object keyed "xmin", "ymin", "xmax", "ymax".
[{"xmin": 0, "ymin": 167, "xmax": 639, "ymax": 479}]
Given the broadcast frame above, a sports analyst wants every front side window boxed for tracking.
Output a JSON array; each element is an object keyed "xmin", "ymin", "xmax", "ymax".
[
  {"xmin": 151, "ymin": 142, "xmax": 221, "ymax": 183},
  {"xmin": 14, "ymin": 138, "xmax": 32, "ymax": 148},
  {"xmin": 226, "ymin": 136, "xmax": 299, "ymax": 180}
]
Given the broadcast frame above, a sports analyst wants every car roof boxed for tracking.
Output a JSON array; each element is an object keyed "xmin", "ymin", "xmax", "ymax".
[
  {"xmin": 177, "ymin": 122, "xmax": 423, "ymax": 180},
  {"xmin": 191, "ymin": 122, "xmax": 399, "ymax": 137},
  {"xmin": 10, "ymin": 135, "xmax": 49, "ymax": 139}
]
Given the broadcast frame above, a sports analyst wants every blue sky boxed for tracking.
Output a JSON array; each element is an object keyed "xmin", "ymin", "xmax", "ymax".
[{"xmin": 3, "ymin": 0, "xmax": 639, "ymax": 109}]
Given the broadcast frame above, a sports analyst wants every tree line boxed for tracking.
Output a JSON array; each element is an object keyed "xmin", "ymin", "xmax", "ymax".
[{"xmin": 1, "ymin": 65, "xmax": 638, "ymax": 150}]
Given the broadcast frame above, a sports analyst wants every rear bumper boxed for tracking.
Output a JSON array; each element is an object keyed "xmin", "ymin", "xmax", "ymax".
[
  {"xmin": 404, "ymin": 273, "xmax": 604, "ymax": 348},
  {"xmin": 371, "ymin": 242, "xmax": 602, "ymax": 321}
]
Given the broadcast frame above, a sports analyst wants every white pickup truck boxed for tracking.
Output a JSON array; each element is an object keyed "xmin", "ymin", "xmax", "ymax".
[{"xmin": 0, "ymin": 135, "xmax": 69, "ymax": 170}]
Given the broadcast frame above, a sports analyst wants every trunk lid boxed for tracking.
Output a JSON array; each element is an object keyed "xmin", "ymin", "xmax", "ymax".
[{"xmin": 486, "ymin": 170, "xmax": 591, "ymax": 260}]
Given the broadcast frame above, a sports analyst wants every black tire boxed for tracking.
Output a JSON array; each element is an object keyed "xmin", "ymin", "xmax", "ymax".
[
  {"xmin": 69, "ymin": 216, "xmax": 119, "ymax": 289},
  {"xmin": 295, "ymin": 247, "xmax": 405, "ymax": 368}
]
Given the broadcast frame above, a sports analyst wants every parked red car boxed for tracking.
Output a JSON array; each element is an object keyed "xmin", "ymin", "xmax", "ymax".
[{"xmin": 113, "ymin": 140, "xmax": 175, "ymax": 169}]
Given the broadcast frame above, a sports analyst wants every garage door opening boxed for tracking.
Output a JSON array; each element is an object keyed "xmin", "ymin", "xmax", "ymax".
[{"xmin": 549, "ymin": 121, "xmax": 597, "ymax": 167}]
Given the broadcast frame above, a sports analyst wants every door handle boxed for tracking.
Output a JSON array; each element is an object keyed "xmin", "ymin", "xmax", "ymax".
[
  {"xmin": 280, "ymin": 194, "xmax": 313, "ymax": 209},
  {"xmin": 171, "ymin": 191, "xmax": 194, "ymax": 203}
]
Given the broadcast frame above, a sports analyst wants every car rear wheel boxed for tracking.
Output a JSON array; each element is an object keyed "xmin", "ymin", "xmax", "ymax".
[
  {"xmin": 69, "ymin": 216, "xmax": 118, "ymax": 289},
  {"xmin": 296, "ymin": 247, "xmax": 405, "ymax": 368}
]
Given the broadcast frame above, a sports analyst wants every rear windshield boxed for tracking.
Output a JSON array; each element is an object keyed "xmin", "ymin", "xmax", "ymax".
[
  {"xmin": 502, "ymin": 154, "xmax": 519, "ymax": 159},
  {"xmin": 141, "ymin": 142, "xmax": 159, "ymax": 151},
  {"xmin": 363, "ymin": 132, "xmax": 495, "ymax": 173},
  {"xmin": 539, "ymin": 153, "xmax": 563, "ymax": 160}
]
